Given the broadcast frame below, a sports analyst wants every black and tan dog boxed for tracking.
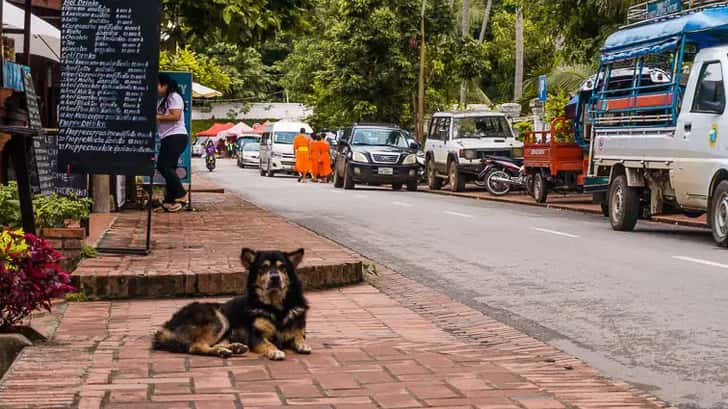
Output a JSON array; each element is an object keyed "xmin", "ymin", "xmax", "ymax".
[{"xmin": 152, "ymin": 248, "xmax": 311, "ymax": 360}]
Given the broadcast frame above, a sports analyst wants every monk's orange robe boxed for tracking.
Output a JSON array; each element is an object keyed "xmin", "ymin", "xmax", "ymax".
[
  {"xmin": 293, "ymin": 134, "xmax": 311, "ymax": 174},
  {"xmin": 310, "ymin": 140, "xmax": 332, "ymax": 179}
]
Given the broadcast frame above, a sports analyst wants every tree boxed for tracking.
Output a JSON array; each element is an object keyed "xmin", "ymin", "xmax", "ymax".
[{"xmin": 159, "ymin": 47, "xmax": 232, "ymax": 94}]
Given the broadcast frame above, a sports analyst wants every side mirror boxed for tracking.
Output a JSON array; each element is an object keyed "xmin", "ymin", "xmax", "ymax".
[{"xmin": 409, "ymin": 142, "xmax": 420, "ymax": 150}]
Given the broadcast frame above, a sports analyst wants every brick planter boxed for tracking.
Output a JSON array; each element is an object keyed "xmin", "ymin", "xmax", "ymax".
[{"xmin": 40, "ymin": 227, "xmax": 85, "ymax": 272}]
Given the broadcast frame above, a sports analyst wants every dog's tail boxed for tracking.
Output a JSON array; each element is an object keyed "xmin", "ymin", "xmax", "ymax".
[{"xmin": 151, "ymin": 329, "xmax": 189, "ymax": 353}]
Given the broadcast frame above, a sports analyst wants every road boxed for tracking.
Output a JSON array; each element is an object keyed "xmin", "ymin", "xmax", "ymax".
[{"xmin": 200, "ymin": 158, "xmax": 728, "ymax": 409}]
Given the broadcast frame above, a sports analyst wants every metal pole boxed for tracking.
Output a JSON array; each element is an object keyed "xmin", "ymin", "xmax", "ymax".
[
  {"xmin": 23, "ymin": 0, "xmax": 31, "ymax": 66},
  {"xmin": 416, "ymin": 0, "xmax": 426, "ymax": 144}
]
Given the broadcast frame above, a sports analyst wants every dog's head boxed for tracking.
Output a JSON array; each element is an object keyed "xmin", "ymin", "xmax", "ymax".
[{"xmin": 241, "ymin": 248, "xmax": 304, "ymax": 308}]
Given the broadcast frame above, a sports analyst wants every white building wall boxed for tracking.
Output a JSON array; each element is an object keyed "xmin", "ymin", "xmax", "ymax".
[{"xmin": 192, "ymin": 102, "xmax": 313, "ymax": 121}]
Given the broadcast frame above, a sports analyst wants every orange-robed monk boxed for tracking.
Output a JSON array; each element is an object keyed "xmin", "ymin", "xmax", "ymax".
[
  {"xmin": 310, "ymin": 134, "xmax": 332, "ymax": 182},
  {"xmin": 293, "ymin": 129, "xmax": 311, "ymax": 182}
]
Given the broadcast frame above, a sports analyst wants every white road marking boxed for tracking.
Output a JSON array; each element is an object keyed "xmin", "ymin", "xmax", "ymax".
[
  {"xmin": 444, "ymin": 211, "xmax": 474, "ymax": 219},
  {"xmin": 393, "ymin": 201, "xmax": 413, "ymax": 208},
  {"xmin": 532, "ymin": 228, "xmax": 580, "ymax": 238},
  {"xmin": 673, "ymin": 256, "xmax": 728, "ymax": 270}
]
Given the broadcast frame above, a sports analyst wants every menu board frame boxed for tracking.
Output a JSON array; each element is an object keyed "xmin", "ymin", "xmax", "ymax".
[{"xmin": 58, "ymin": 0, "xmax": 162, "ymax": 176}]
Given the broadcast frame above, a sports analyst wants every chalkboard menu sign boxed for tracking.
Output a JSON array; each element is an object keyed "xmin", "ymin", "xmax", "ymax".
[
  {"xmin": 22, "ymin": 71, "xmax": 57, "ymax": 195},
  {"xmin": 58, "ymin": 0, "xmax": 161, "ymax": 176}
]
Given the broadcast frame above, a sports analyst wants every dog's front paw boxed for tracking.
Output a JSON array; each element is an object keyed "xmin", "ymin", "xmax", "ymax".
[
  {"xmin": 268, "ymin": 349, "xmax": 286, "ymax": 361},
  {"xmin": 229, "ymin": 343, "xmax": 248, "ymax": 355},
  {"xmin": 215, "ymin": 347, "xmax": 233, "ymax": 358},
  {"xmin": 295, "ymin": 343, "xmax": 312, "ymax": 354}
]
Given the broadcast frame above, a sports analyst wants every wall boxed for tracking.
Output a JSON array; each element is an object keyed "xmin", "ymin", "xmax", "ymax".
[{"xmin": 192, "ymin": 102, "xmax": 313, "ymax": 122}]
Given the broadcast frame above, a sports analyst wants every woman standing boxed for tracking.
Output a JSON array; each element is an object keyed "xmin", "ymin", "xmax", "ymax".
[{"xmin": 156, "ymin": 74, "xmax": 188, "ymax": 212}]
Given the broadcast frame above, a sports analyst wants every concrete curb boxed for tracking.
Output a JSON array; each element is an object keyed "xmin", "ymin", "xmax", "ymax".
[
  {"xmin": 422, "ymin": 188, "xmax": 709, "ymax": 229},
  {"xmin": 71, "ymin": 261, "xmax": 364, "ymax": 300}
]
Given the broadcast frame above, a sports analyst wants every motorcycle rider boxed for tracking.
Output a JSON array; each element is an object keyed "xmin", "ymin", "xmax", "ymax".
[{"xmin": 204, "ymin": 140, "xmax": 216, "ymax": 170}]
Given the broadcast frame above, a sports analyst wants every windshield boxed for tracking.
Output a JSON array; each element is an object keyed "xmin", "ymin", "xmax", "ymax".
[
  {"xmin": 243, "ymin": 143, "xmax": 260, "ymax": 151},
  {"xmin": 351, "ymin": 128, "xmax": 408, "ymax": 147},
  {"xmin": 274, "ymin": 132, "xmax": 297, "ymax": 144},
  {"xmin": 453, "ymin": 117, "xmax": 512, "ymax": 139}
]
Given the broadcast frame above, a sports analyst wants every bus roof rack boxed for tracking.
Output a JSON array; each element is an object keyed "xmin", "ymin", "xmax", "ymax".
[{"xmin": 625, "ymin": 0, "xmax": 728, "ymax": 27}]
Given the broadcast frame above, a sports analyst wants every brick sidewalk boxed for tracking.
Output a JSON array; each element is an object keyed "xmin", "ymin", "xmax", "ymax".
[
  {"xmin": 73, "ymin": 174, "xmax": 363, "ymax": 299},
  {"xmin": 421, "ymin": 187, "xmax": 708, "ymax": 229},
  {"xmin": 0, "ymin": 281, "xmax": 672, "ymax": 409}
]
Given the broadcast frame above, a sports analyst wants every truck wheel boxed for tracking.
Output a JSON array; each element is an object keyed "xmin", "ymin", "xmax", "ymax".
[
  {"xmin": 609, "ymin": 175, "xmax": 640, "ymax": 231},
  {"xmin": 532, "ymin": 173, "xmax": 548, "ymax": 203},
  {"xmin": 343, "ymin": 165, "xmax": 355, "ymax": 190},
  {"xmin": 449, "ymin": 161, "xmax": 465, "ymax": 192},
  {"xmin": 333, "ymin": 169, "xmax": 344, "ymax": 188},
  {"xmin": 427, "ymin": 159, "xmax": 442, "ymax": 190},
  {"xmin": 710, "ymin": 181, "xmax": 728, "ymax": 247},
  {"xmin": 406, "ymin": 180, "xmax": 418, "ymax": 191}
]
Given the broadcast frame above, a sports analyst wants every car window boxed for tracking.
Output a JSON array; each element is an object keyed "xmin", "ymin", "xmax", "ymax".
[
  {"xmin": 692, "ymin": 61, "xmax": 725, "ymax": 114},
  {"xmin": 243, "ymin": 143, "xmax": 260, "ymax": 151},
  {"xmin": 436, "ymin": 118, "xmax": 450, "ymax": 140},
  {"xmin": 351, "ymin": 128, "xmax": 408, "ymax": 147},
  {"xmin": 453, "ymin": 116, "xmax": 511, "ymax": 139},
  {"xmin": 273, "ymin": 132, "xmax": 297, "ymax": 144},
  {"xmin": 428, "ymin": 118, "xmax": 440, "ymax": 141}
]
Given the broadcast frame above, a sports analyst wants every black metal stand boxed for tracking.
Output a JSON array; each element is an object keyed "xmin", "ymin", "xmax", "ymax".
[
  {"xmin": 8, "ymin": 135, "xmax": 35, "ymax": 234},
  {"xmin": 96, "ymin": 176, "xmax": 153, "ymax": 255}
]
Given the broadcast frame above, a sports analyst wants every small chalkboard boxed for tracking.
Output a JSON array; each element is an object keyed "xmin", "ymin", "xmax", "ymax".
[
  {"xmin": 58, "ymin": 0, "xmax": 161, "ymax": 176},
  {"xmin": 22, "ymin": 71, "xmax": 56, "ymax": 195}
]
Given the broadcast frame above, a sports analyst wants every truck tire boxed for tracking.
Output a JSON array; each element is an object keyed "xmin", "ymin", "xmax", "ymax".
[
  {"xmin": 449, "ymin": 161, "xmax": 465, "ymax": 192},
  {"xmin": 532, "ymin": 172, "xmax": 548, "ymax": 203},
  {"xmin": 609, "ymin": 175, "xmax": 640, "ymax": 231},
  {"xmin": 333, "ymin": 168, "xmax": 344, "ymax": 188},
  {"xmin": 406, "ymin": 180, "xmax": 418, "ymax": 191},
  {"xmin": 710, "ymin": 181, "xmax": 728, "ymax": 247},
  {"xmin": 343, "ymin": 165, "xmax": 355, "ymax": 190},
  {"xmin": 427, "ymin": 159, "xmax": 442, "ymax": 190}
]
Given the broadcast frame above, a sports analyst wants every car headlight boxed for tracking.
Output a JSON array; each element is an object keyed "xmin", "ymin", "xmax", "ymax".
[
  {"xmin": 352, "ymin": 152, "xmax": 369, "ymax": 163},
  {"xmin": 459, "ymin": 149, "xmax": 478, "ymax": 160},
  {"xmin": 512, "ymin": 147, "xmax": 523, "ymax": 158},
  {"xmin": 402, "ymin": 154, "xmax": 417, "ymax": 165}
]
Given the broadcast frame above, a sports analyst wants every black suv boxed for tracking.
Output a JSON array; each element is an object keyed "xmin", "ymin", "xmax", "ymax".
[{"xmin": 333, "ymin": 124, "xmax": 420, "ymax": 191}]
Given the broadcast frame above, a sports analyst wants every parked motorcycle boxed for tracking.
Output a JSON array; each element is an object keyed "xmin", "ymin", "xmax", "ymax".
[
  {"xmin": 205, "ymin": 153, "xmax": 216, "ymax": 172},
  {"xmin": 475, "ymin": 156, "xmax": 527, "ymax": 196}
]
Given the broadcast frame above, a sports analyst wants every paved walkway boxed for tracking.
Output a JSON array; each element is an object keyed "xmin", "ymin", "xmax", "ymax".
[
  {"xmin": 0, "ymin": 279, "xmax": 671, "ymax": 409},
  {"xmin": 73, "ymin": 175, "xmax": 362, "ymax": 298},
  {"xmin": 0, "ymin": 174, "xmax": 675, "ymax": 409},
  {"xmin": 421, "ymin": 187, "xmax": 708, "ymax": 229}
]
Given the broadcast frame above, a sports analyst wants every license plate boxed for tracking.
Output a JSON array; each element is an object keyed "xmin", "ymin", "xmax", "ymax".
[{"xmin": 378, "ymin": 168, "xmax": 394, "ymax": 175}]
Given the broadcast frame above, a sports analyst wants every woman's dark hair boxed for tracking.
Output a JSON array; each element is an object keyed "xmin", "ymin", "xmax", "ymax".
[{"xmin": 158, "ymin": 73, "xmax": 180, "ymax": 113}]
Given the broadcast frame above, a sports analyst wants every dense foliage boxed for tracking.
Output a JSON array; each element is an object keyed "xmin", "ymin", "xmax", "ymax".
[
  {"xmin": 162, "ymin": 0, "xmax": 644, "ymax": 124},
  {"xmin": 0, "ymin": 229, "xmax": 74, "ymax": 330},
  {"xmin": 0, "ymin": 182, "xmax": 92, "ymax": 228}
]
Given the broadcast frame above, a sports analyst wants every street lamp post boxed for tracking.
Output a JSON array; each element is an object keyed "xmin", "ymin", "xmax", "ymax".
[{"xmin": 417, "ymin": 0, "xmax": 426, "ymax": 144}]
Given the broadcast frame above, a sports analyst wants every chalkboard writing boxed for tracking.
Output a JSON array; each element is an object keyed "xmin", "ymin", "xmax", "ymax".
[
  {"xmin": 22, "ymin": 71, "xmax": 57, "ymax": 195},
  {"xmin": 47, "ymin": 133, "xmax": 89, "ymax": 197},
  {"xmin": 58, "ymin": 0, "xmax": 161, "ymax": 175}
]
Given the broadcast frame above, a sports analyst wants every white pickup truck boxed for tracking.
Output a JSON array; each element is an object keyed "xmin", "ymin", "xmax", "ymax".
[
  {"xmin": 425, "ymin": 111, "xmax": 522, "ymax": 192},
  {"xmin": 588, "ymin": 4, "xmax": 728, "ymax": 246}
]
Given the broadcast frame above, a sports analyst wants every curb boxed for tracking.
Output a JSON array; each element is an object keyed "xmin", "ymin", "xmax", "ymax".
[
  {"xmin": 422, "ymin": 188, "xmax": 709, "ymax": 229},
  {"xmin": 71, "ymin": 261, "xmax": 364, "ymax": 300}
]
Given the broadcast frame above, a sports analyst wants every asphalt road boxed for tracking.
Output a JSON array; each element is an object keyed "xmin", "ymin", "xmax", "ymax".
[{"xmin": 200, "ymin": 158, "xmax": 728, "ymax": 409}]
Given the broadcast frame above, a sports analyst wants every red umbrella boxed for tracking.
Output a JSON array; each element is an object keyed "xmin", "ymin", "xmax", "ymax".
[{"xmin": 196, "ymin": 122, "xmax": 235, "ymax": 137}]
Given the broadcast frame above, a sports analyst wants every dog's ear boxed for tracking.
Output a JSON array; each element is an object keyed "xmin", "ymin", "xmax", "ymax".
[
  {"xmin": 241, "ymin": 248, "xmax": 257, "ymax": 269},
  {"xmin": 286, "ymin": 248, "xmax": 305, "ymax": 269}
]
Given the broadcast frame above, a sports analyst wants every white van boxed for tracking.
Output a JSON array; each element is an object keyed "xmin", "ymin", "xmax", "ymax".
[{"xmin": 259, "ymin": 121, "xmax": 313, "ymax": 177}]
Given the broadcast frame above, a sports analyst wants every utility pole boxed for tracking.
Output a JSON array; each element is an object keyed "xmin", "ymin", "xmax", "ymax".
[
  {"xmin": 459, "ymin": 0, "xmax": 470, "ymax": 108},
  {"xmin": 514, "ymin": 6, "xmax": 524, "ymax": 101},
  {"xmin": 417, "ymin": 0, "xmax": 426, "ymax": 143}
]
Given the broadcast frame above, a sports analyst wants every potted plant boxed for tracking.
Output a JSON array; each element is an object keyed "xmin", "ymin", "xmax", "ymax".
[{"xmin": 0, "ymin": 229, "xmax": 74, "ymax": 333}]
